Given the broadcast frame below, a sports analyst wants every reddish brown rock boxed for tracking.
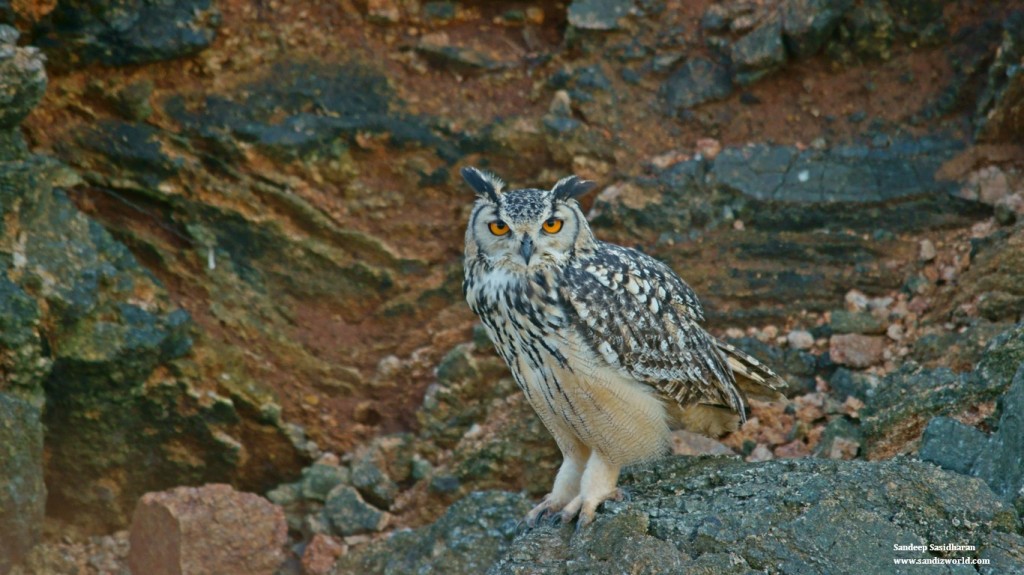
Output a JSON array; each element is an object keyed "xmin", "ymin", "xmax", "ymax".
[
  {"xmin": 301, "ymin": 534, "xmax": 347, "ymax": 575},
  {"xmin": 128, "ymin": 484, "xmax": 287, "ymax": 575},
  {"xmin": 829, "ymin": 334, "xmax": 886, "ymax": 368}
]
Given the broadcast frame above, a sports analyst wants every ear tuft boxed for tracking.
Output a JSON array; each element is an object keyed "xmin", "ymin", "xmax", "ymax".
[
  {"xmin": 460, "ymin": 167, "xmax": 504, "ymax": 203},
  {"xmin": 551, "ymin": 175, "xmax": 597, "ymax": 201}
]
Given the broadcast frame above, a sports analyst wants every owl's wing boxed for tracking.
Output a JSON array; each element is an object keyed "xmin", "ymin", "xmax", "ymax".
[{"xmin": 561, "ymin": 243, "xmax": 749, "ymax": 414}]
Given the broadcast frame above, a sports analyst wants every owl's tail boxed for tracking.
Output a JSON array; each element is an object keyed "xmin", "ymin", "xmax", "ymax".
[{"xmin": 716, "ymin": 340, "xmax": 787, "ymax": 402}]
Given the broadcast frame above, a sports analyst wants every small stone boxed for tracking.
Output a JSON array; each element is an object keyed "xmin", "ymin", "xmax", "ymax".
[
  {"xmin": 830, "ymin": 310, "xmax": 886, "ymax": 335},
  {"xmin": 774, "ymin": 440, "xmax": 810, "ymax": 458},
  {"xmin": 672, "ymin": 430, "xmax": 735, "ymax": 456},
  {"xmin": 648, "ymin": 149, "xmax": 690, "ymax": 169},
  {"xmin": 116, "ymin": 79, "xmax": 154, "ymax": 121},
  {"xmin": 731, "ymin": 15, "xmax": 786, "ymax": 85},
  {"xmin": 301, "ymin": 534, "xmax": 347, "ymax": 575},
  {"xmin": 919, "ymin": 239, "xmax": 937, "ymax": 261},
  {"xmin": 695, "ymin": 137, "xmax": 722, "ymax": 160},
  {"xmin": 324, "ymin": 486, "xmax": 389, "ymax": 537},
  {"xmin": 660, "ymin": 57, "xmax": 733, "ymax": 113},
  {"xmin": 886, "ymin": 324, "xmax": 904, "ymax": 341},
  {"xmin": 746, "ymin": 443, "xmax": 774, "ymax": 462},
  {"xmin": 128, "ymin": 484, "xmax": 287, "ymax": 575},
  {"xmin": 829, "ymin": 334, "xmax": 886, "ymax": 368},
  {"xmin": 919, "ymin": 417, "xmax": 988, "ymax": 476},
  {"xmin": 844, "ymin": 289, "xmax": 869, "ymax": 312},
  {"xmin": 300, "ymin": 462, "xmax": 350, "ymax": 502},
  {"xmin": 549, "ymin": 89, "xmax": 572, "ymax": 117},
  {"xmin": 350, "ymin": 452, "xmax": 399, "ymax": 510},
  {"xmin": 787, "ymin": 330, "xmax": 815, "ymax": 350},
  {"xmin": 828, "ymin": 437, "xmax": 860, "ymax": 460}
]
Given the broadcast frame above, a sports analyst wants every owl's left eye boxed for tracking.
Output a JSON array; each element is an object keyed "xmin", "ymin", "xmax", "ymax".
[{"xmin": 542, "ymin": 218, "xmax": 564, "ymax": 234}]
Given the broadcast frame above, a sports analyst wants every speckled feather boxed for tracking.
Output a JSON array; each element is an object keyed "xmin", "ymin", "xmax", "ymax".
[{"xmin": 560, "ymin": 242, "xmax": 746, "ymax": 414}]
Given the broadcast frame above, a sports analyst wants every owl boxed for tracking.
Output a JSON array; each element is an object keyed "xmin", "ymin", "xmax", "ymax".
[{"xmin": 461, "ymin": 167, "xmax": 786, "ymax": 529}]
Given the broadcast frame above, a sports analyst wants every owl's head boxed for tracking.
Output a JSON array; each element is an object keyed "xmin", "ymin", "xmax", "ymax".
[{"xmin": 461, "ymin": 167, "xmax": 597, "ymax": 272}]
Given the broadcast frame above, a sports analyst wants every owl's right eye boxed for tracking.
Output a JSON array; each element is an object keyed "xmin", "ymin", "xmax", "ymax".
[{"xmin": 488, "ymin": 221, "xmax": 510, "ymax": 236}]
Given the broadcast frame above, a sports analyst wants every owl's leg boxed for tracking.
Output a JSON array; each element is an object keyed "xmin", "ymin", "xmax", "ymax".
[
  {"xmin": 525, "ymin": 443, "xmax": 589, "ymax": 527},
  {"xmin": 559, "ymin": 450, "xmax": 621, "ymax": 530}
]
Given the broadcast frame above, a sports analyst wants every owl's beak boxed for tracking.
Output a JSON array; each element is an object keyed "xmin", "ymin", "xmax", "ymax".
[{"xmin": 519, "ymin": 236, "xmax": 534, "ymax": 264}]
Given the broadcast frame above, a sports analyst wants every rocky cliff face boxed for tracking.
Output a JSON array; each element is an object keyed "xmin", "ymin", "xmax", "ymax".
[{"xmin": 2, "ymin": 0, "xmax": 1024, "ymax": 573}]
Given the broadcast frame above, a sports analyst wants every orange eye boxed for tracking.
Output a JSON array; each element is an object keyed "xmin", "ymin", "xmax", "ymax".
[
  {"xmin": 488, "ymin": 220, "xmax": 510, "ymax": 236},
  {"xmin": 542, "ymin": 218, "xmax": 563, "ymax": 234}
]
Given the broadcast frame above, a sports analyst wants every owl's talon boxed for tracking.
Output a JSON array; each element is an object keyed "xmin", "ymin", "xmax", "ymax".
[
  {"xmin": 526, "ymin": 494, "xmax": 569, "ymax": 528},
  {"xmin": 575, "ymin": 508, "xmax": 596, "ymax": 533}
]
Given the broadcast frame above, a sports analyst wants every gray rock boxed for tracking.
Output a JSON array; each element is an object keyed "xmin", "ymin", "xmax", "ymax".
[
  {"xmin": 331, "ymin": 491, "xmax": 530, "ymax": 574},
  {"xmin": 660, "ymin": 57, "xmax": 733, "ymax": 113},
  {"xmin": 971, "ymin": 365, "xmax": 1024, "ymax": 509},
  {"xmin": 38, "ymin": 0, "xmax": 220, "ymax": 67},
  {"xmin": 731, "ymin": 16, "xmax": 786, "ymax": 85},
  {"xmin": 711, "ymin": 137, "xmax": 962, "ymax": 204},
  {"xmin": 829, "ymin": 367, "xmax": 879, "ymax": 401},
  {"xmin": 0, "ymin": 393, "xmax": 45, "ymax": 573},
  {"xmin": 813, "ymin": 416, "xmax": 863, "ymax": 459},
  {"xmin": 919, "ymin": 417, "xmax": 989, "ymax": 475},
  {"xmin": 976, "ymin": 12, "xmax": 1024, "ymax": 142},
  {"xmin": 299, "ymin": 463, "xmax": 350, "ymax": 503},
  {"xmin": 349, "ymin": 447, "xmax": 400, "ymax": 510},
  {"xmin": 490, "ymin": 457, "xmax": 1020, "ymax": 575},
  {"xmin": 71, "ymin": 120, "xmax": 184, "ymax": 187},
  {"xmin": 782, "ymin": 0, "xmax": 853, "ymax": 58},
  {"xmin": 568, "ymin": 0, "xmax": 633, "ymax": 31},
  {"xmin": 864, "ymin": 323, "xmax": 1024, "ymax": 458},
  {"xmin": 0, "ymin": 25, "xmax": 46, "ymax": 158},
  {"xmin": 830, "ymin": 309, "xmax": 887, "ymax": 334},
  {"xmin": 323, "ymin": 486, "xmax": 388, "ymax": 537},
  {"xmin": 838, "ymin": 0, "xmax": 895, "ymax": 61},
  {"xmin": 165, "ymin": 61, "xmax": 459, "ymax": 163}
]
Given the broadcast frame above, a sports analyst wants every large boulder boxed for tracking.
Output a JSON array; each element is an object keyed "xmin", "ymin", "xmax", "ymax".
[
  {"xmin": 335, "ymin": 457, "xmax": 1021, "ymax": 574},
  {"xmin": 128, "ymin": 484, "xmax": 287, "ymax": 575},
  {"xmin": 491, "ymin": 457, "xmax": 1021, "ymax": 574},
  {"xmin": 920, "ymin": 364, "xmax": 1024, "ymax": 515}
]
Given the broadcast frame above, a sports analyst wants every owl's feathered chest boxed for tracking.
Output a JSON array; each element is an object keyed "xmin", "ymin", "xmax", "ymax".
[{"xmin": 463, "ymin": 259, "xmax": 571, "ymax": 373}]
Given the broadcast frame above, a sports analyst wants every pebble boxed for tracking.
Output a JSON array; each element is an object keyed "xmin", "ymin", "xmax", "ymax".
[
  {"xmin": 885, "ymin": 324, "xmax": 905, "ymax": 341},
  {"xmin": 548, "ymin": 89, "xmax": 572, "ymax": 117},
  {"xmin": 301, "ymin": 534, "xmax": 347, "ymax": 575},
  {"xmin": 827, "ymin": 437, "xmax": 860, "ymax": 460},
  {"xmin": 746, "ymin": 444, "xmax": 774, "ymax": 462},
  {"xmin": 695, "ymin": 137, "xmax": 722, "ymax": 160},
  {"xmin": 844, "ymin": 289, "xmax": 869, "ymax": 312},
  {"xmin": 787, "ymin": 330, "xmax": 815, "ymax": 350},
  {"xmin": 829, "ymin": 334, "xmax": 886, "ymax": 368},
  {"xmin": 919, "ymin": 239, "xmax": 937, "ymax": 261}
]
